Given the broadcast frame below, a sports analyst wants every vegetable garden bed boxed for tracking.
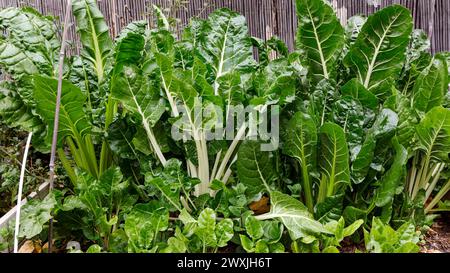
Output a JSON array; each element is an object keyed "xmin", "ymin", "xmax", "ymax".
[{"xmin": 0, "ymin": 0, "xmax": 449, "ymax": 255}]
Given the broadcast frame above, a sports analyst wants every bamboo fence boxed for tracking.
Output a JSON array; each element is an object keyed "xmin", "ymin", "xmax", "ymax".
[{"xmin": 0, "ymin": 0, "xmax": 448, "ymax": 53}]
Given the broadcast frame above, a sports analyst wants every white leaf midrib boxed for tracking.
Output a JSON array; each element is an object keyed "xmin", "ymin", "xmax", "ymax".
[
  {"xmin": 214, "ymin": 18, "xmax": 232, "ymax": 95},
  {"xmin": 363, "ymin": 12, "xmax": 403, "ymax": 88},
  {"xmin": 305, "ymin": 4, "xmax": 329, "ymax": 79}
]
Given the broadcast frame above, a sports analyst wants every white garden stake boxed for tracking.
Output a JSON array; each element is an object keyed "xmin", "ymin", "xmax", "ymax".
[{"xmin": 13, "ymin": 132, "xmax": 33, "ymax": 253}]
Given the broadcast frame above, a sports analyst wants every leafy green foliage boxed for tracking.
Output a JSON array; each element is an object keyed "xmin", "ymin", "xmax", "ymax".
[
  {"xmin": 1, "ymin": 0, "xmax": 445, "ymax": 254},
  {"xmin": 375, "ymin": 138, "xmax": 408, "ymax": 207},
  {"xmin": 237, "ymin": 141, "xmax": 276, "ymax": 195},
  {"xmin": 167, "ymin": 208, "xmax": 234, "ymax": 253},
  {"xmin": 0, "ymin": 7, "xmax": 59, "ymax": 151},
  {"xmin": 72, "ymin": 0, "xmax": 113, "ymax": 83},
  {"xmin": 19, "ymin": 193, "xmax": 56, "ymax": 239},
  {"xmin": 58, "ymin": 167, "xmax": 137, "ymax": 251},
  {"xmin": 33, "ymin": 75, "xmax": 92, "ymax": 145},
  {"xmin": 412, "ymin": 56, "xmax": 448, "ymax": 115},
  {"xmin": 124, "ymin": 201, "xmax": 169, "ymax": 253},
  {"xmin": 256, "ymin": 191, "xmax": 330, "ymax": 240},
  {"xmin": 318, "ymin": 122, "xmax": 350, "ymax": 199},
  {"xmin": 240, "ymin": 216, "xmax": 285, "ymax": 253},
  {"xmin": 145, "ymin": 159, "xmax": 200, "ymax": 212},
  {"xmin": 293, "ymin": 216, "xmax": 363, "ymax": 253},
  {"xmin": 344, "ymin": 5, "xmax": 413, "ymax": 97},
  {"xmin": 364, "ymin": 217, "xmax": 420, "ymax": 253},
  {"xmin": 197, "ymin": 8, "xmax": 256, "ymax": 94},
  {"xmin": 296, "ymin": 0, "xmax": 344, "ymax": 82},
  {"xmin": 415, "ymin": 106, "xmax": 450, "ymax": 162},
  {"xmin": 282, "ymin": 112, "xmax": 317, "ymax": 211}
]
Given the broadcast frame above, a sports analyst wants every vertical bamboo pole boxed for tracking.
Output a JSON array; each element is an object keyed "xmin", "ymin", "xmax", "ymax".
[
  {"xmin": 111, "ymin": 0, "xmax": 118, "ymax": 37},
  {"xmin": 47, "ymin": 0, "xmax": 72, "ymax": 254}
]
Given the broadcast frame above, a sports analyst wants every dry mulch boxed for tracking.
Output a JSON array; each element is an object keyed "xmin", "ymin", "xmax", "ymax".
[{"xmin": 420, "ymin": 213, "xmax": 450, "ymax": 253}]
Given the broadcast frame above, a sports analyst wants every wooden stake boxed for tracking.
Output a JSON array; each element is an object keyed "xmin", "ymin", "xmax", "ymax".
[{"xmin": 48, "ymin": 0, "xmax": 72, "ymax": 254}]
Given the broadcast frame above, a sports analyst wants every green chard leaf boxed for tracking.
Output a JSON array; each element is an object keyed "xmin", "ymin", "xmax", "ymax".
[
  {"xmin": 315, "ymin": 194, "xmax": 344, "ymax": 223},
  {"xmin": 0, "ymin": 8, "xmax": 56, "ymax": 77},
  {"xmin": 384, "ymin": 88, "xmax": 418, "ymax": 149},
  {"xmin": 252, "ymin": 59, "xmax": 296, "ymax": 106},
  {"xmin": 375, "ymin": 137, "xmax": 408, "ymax": 207},
  {"xmin": 340, "ymin": 79, "xmax": 378, "ymax": 110},
  {"xmin": 198, "ymin": 8, "xmax": 256, "ymax": 95},
  {"xmin": 365, "ymin": 217, "xmax": 419, "ymax": 253},
  {"xmin": 125, "ymin": 201, "xmax": 169, "ymax": 253},
  {"xmin": 33, "ymin": 75, "xmax": 92, "ymax": 145},
  {"xmin": 351, "ymin": 108, "xmax": 398, "ymax": 183},
  {"xmin": 107, "ymin": 117, "xmax": 138, "ymax": 159},
  {"xmin": 282, "ymin": 112, "xmax": 317, "ymax": 211},
  {"xmin": 19, "ymin": 193, "xmax": 56, "ymax": 239},
  {"xmin": 404, "ymin": 29, "xmax": 431, "ymax": 72},
  {"xmin": 256, "ymin": 191, "xmax": 331, "ymax": 240},
  {"xmin": 344, "ymin": 5, "xmax": 413, "ymax": 98},
  {"xmin": 412, "ymin": 55, "xmax": 448, "ymax": 115},
  {"xmin": 415, "ymin": 106, "xmax": 450, "ymax": 162},
  {"xmin": 318, "ymin": 122, "xmax": 350, "ymax": 196},
  {"xmin": 114, "ymin": 32, "xmax": 146, "ymax": 72},
  {"xmin": 72, "ymin": 0, "xmax": 113, "ymax": 82},
  {"xmin": 215, "ymin": 219, "xmax": 234, "ymax": 247},
  {"xmin": 245, "ymin": 216, "xmax": 264, "ymax": 240},
  {"xmin": 111, "ymin": 65, "xmax": 166, "ymax": 162},
  {"xmin": 237, "ymin": 141, "xmax": 276, "ymax": 195},
  {"xmin": 195, "ymin": 208, "xmax": 217, "ymax": 248},
  {"xmin": 296, "ymin": 0, "xmax": 344, "ymax": 82},
  {"xmin": 145, "ymin": 177, "xmax": 182, "ymax": 212}
]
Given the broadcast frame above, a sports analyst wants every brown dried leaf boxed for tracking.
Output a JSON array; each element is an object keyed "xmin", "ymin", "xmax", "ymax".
[
  {"xmin": 249, "ymin": 196, "xmax": 270, "ymax": 215},
  {"xmin": 18, "ymin": 240, "xmax": 35, "ymax": 253}
]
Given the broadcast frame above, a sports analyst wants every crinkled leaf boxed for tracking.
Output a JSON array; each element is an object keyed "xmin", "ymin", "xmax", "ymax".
[
  {"xmin": 72, "ymin": 0, "xmax": 113, "ymax": 82},
  {"xmin": 146, "ymin": 176, "xmax": 182, "ymax": 212},
  {"xmin": 19, "ymin": 194, "xmax": 56, "ymax": 239},
  {"xmin": 107, "ymin": 118, "xmax": 138, "ymax": 159},
  {"xmin": 415, "ymin": 106, "xmax": 450, "ymax": 162},
  {"xmin": 412, "ymin": 55, "xmax": 448, "ymax": 114},
  {"xmin": 256, "ymin": 191, "xmax": 330, "ymax": 240},
  {"xmin": 239, "ymin": 234, "xmax": 254, "ymax": 252},
  {"xmin": 125, "ymin": 201, "xmax": 169, "ymax": 253},
  {"xmin": 112, "ymin": 64, "xmax": 165, "ymax": 126},
  {"xmin": 252, "ymin": 59, "xmax": 296, "ymax": 106},
  {"xmin": 198, "ymin": 8, "xmax": 256, "ymax": 94},
  {"xmin": 195, "ymin": 208, "xmax": 217, "ymax": 247},
  {"xmin": 262, "ymin": 221, "xmax": 284, "ymax": 244},
  {"xmin": 341, "ymin": 79, "xmax": 378, "ymax": 110},
  {"xmin": 296, "ymin": 0, "xmax": 344, "ymax": 82},
  {"xmin": 215, "ymin": 219, "xmax": 234, "ymax": 247},
  {"xmin": 237, "ymin": 141, "xmax": 276, "ymax": 195},
  {"xmin": 255, "ymin": 240, "xmax": 269, "ymax": 253},
  {"xmin": 245, "ymin": 215, "xmax": 264, "ymax": 240},
  {"xmin": 375, "ymin": 137, "xmax": 408, "ymax": 207},
  {"xmin": 344, "ymin": 5, "xmax": 413, "ymax": 97},
  {"xmin": 33, "ymin": 75, "xmax": 92, "ymax": 145},
  {"xmin": 315, "ymin": 194, "xmax": 344, "ymax": 223},
  {"xmin": 319, "ymin": 122, "xmax": 350, "ymax": 194}
]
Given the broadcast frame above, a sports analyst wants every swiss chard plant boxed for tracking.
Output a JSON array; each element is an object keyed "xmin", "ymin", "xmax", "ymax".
[
  {"xmin": 0, "ymin": 0, "xmax": 121, "ymax": 184},
  {"xmin": 287, "ymin": 0, "xmax": 450, "ymax": 230}
]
